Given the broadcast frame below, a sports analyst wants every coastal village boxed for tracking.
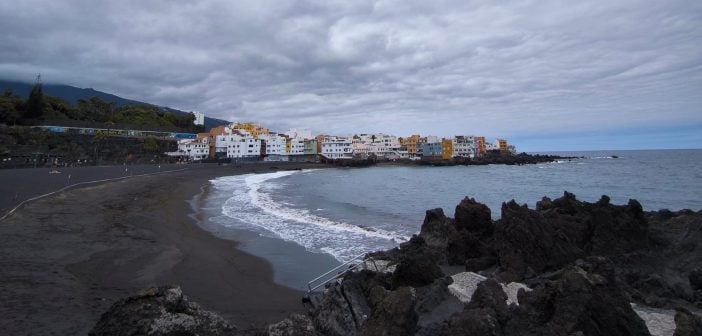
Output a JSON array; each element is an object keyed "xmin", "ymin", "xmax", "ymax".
[{"xmin": 168, "ymin": 114, "xmax": 516, "ymax": 162}]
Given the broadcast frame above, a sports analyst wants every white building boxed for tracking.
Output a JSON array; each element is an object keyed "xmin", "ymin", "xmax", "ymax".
[
  {"xmin": 284, "ymin": 128, "xmax": 313, "ymax": 140},
  {"xmin": 452, "ymin": 135, "xmax": 476, "ymax": 158},
  {"xmin": 425, "ymin": 135, "xmax": 440, "ymax": 143},
  {"xmin": 287, "ymin": 137, "xmax": 305, "ymax": 155},
  {"xmin": 169, "ymin": 137, "xmax": 209, "ymax": 160},
  {"xmin": 258, "ymin": 133, "xmax": 286, "ymax": 155},
  {"xmin": 215, "ymin": 130, "xmax": 262, "ymax": 159},
  {"xmin": 351, "ymin": 133, "xmax": 407, "ymax": 159},
  {"xmin": 321, "ymin": 136, "xmax": 353, "ymax": 159},
  {"xmin": 193, "ymin": 112, "xmax": 205, "ymax": 126}
]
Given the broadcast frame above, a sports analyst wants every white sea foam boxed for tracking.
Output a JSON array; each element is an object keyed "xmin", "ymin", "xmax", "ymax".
[{"xmin": 212, "ymin": 171, "xmax": 408, "ymax": 262}]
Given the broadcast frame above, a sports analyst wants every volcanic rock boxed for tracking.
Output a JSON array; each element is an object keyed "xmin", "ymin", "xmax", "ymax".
[
  {"xmin": 360, "ymin": 286, "xmax": 418, "ymax": 336},
  {"xmin": 690, "ymin": 268, "xmax": 702, "ymax": 291},
  {"xmin": 454, "ymin": 197, "xmax": 493, "ymax": 237},
  {"xmin": 503, "ymin": 257, "xmax": 650, "ymax": 336},
  {"xmin": 265, "ymin": 314, "xmax": 318, "ymax": 336},
  {"xmin": 89, "ymin": 285, "xmax": 235, "ymax": 336},
  {"xmin": 673, "ymin": 308, "xmax": 702, "ymax": 336},
  {"xmin": 391, "ymin": 237, "xmax": 444, "ymax": 288}
]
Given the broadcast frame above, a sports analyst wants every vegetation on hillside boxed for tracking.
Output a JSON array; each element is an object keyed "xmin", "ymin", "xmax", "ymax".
[
  {"xmin": 0, "ymin": 82, "xmax": 203, "ymax": 133},
  {"xmin": 0, "ymin": 126, "xmax": 177, "ymax": 168}
]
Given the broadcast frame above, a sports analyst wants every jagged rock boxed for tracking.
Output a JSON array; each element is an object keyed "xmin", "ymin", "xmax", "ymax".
[
  {"xmin": 465, "ymin": 256, "xmax": 497, "ymax": 272},
  {"xmin": 419, "ymin": 208, "xmax": 451, "ymax": 250},
  {"xmin": 414, "ymin": 277, "xmax": 463, "ymax": 336},
  {"xmin": 689, "ymin": 268, "xmax": 702, "ymax": 291},
  {"xmin": 673, "ymin": 308, "xmax": 702, "ymax": 336},
  {"xmin": 446, "ymin": 229, "xmax": 490, "ymax": 266},
  {"xmin": 296, "ymin": 194, "xmax": 702, "ymax": 336},
  {"xmin": 360, "ymin": 287, "xmax": 418, "ymax": 336},
  {"xmin": 503, "ymin": 258, "xmax": 650, "ymax": 336},
  {"xmin": 312, "ymin": 281, "xmax": 358, "ymax": 336},
  {"xmin": 589, "ymin": 198, "xmax": 649, "ymax": 256},
  {"xmin": 495, "ymin": 198, "xmax": 587, "ymax": 281},
  {"xmin": 311, "ymin": 270, "xmax": 386, "ymax": 336},
  {"xmin": 467, "ymin": 279, "xmax": 509, "ymax": 323},
  {"xmin": 441, "ymin": 308, "xmax": 503, "ymax": 336},
  {"xmin": 89, "ymin": 285, "xmax": 235, "ymax": 336},
  {"xmin": 494, "ymin": 192, "xmax": 656, "ymax": 282},
  {"xmin": 391, "ymin": 237, "xmax": 444, "ymax": 288},
  {"xmin": 454, "ymin": 197, "xmax": 493, "ymax": 237},
  {"xmin": 265, "ymin": 314, "xmax": 318, "ymax": 336}
]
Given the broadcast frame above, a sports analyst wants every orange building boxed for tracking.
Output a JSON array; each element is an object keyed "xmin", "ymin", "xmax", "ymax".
[
  {"xmin": 315, "ymin": 134, "xmax": 327, "ymax": 153},
  {"xmin": 202, "ymin": 126, "xmax": 228, "ymax": 158},
  {"xmin": 400, "ymin": 134, "xmax": 421, "ymax": 157},
  {"xmin": 441, "ymin": 139, "xmax": 453, "ymax": 160},
  {"xmin": 474, "ymin": 136, "xmax": 486, "ymax": 156}
]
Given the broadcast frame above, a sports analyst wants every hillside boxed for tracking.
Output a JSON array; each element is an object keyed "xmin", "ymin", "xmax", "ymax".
[{"xmin": 0, "ymin": 80, "xmax": 230, "ymax": 131}]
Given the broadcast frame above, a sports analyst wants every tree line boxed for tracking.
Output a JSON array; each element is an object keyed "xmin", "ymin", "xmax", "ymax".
[{"xmin": 0, "ymin": 82, "xmax": 203, "ymax": 133}]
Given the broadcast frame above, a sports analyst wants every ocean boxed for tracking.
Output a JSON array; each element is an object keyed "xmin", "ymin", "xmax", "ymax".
[{"xmin": 197, "ymin": 149, "xmax": 702, "ymax": 290}]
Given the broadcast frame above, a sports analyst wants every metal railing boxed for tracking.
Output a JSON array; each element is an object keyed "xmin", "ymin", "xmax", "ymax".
[{"xmin": 306, "ymin": 253, "xmax": 367, "ymax": 294}]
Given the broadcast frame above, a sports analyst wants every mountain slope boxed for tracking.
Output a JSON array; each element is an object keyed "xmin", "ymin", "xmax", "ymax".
[{"xmin": 0, "ymin": 80, "xmax": 230, "ymax": 131}]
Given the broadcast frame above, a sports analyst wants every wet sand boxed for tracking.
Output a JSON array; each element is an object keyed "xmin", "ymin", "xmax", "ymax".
[{"xmin": 0, "ymin": 162, "xmax": 329, "ymax": 335}]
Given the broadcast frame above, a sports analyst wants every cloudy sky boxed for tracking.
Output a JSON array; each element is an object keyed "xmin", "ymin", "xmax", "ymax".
[{"xmin": 1, "ymin": 0, "xmax": 701, "ymax": 151}]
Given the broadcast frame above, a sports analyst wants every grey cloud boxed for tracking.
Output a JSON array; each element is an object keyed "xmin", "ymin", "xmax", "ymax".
[{"xmin": 0, "ymin": 0, "xmax": 700, "ymax": 142}]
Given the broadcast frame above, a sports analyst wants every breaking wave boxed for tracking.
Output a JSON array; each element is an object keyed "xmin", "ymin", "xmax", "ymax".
[{"xmin": 212, "ymin": 170, "xmax": 407, "ymax": 262}]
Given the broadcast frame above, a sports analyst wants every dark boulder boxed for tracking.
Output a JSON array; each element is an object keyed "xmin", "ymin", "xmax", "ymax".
[
  {"xmin": 440, "ymin": 308, "xmax": 503, "ymax": 336},
  {"xmin": 360, "ymin": 287, "xmax": 418, "ymax": 336},
  {"xmin": 589, "ymin": 199, "xmax": 649, "ymax": 256},
  {"xmin": 391, "ymin": 237, "xmax": 444, "ymax": 288},
  {"xmin": 89, "ymin": 286, "xmax": 235, "ymax": 336},
  {"xmin": 673, "ymin": 308, "xmax": 702, "ymax": 336},
  {"xmin": 265, "ymin": 314, "xmax": 319, "ymax": 336},
  {"xmin": 495, "ymin": 199, "xmax": 587, "ymax": 281},
  {"xmin": 312, "ymin": 270, "xmax": 382, "ymax": 336},
  {"xmin": 414, "ymin": 277, "xmax": 463, "ymax": 336},
  {"xmin": 454, "ymin": 197, "xmax": 493, "ymax": 237},
  {"xmin": 504, "ymin": 257, "xmax": 650, "ymax": 336},
  {"xmin": 467, "ymin": 279, "xmax": 509, "ymax": 323},
  {"xmin": 690, "ymin": 268, "xmax": 702, "ymax": 291},
  {"xmin": 419, "ymin": 208, "xmax": 451, "ymax": 250}
]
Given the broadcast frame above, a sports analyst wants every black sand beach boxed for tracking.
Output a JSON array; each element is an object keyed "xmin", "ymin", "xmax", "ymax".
[{"xmin": 0, "ymin": 162, "xmax": 329, "ymax": 335}]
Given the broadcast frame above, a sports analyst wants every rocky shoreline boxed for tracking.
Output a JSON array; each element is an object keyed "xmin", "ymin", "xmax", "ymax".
[{"xmin": 90, "ymin": 192, "xmax": 702, "ymax": 336}]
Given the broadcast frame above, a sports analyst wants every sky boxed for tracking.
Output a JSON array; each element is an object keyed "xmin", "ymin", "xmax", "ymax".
[{"xmin": 1, "ymin": 0, "xmax": 701, "ymax": 151}]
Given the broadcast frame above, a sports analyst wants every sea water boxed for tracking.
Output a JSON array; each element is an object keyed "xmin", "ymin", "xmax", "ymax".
[{"xmin": 202, "ymin": 149, "xmax": 702, "ymax": 289}]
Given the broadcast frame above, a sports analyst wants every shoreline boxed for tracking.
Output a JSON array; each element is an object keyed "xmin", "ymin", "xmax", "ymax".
[
  {"xmin": 0, "ymin": 162, "xmax": 331, "ymax": 335},
  {"xmin": 193, "ymin": 171, "xmax": 342, "ymax": 291}
]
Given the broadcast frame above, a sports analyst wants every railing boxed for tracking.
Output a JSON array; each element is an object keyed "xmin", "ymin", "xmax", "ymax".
[{"xmin": 306, "ymin": 253, "xmax": 367, "ymax": 294}]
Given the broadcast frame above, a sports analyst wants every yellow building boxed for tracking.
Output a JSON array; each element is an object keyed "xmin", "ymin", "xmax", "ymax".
[
  {"xmin": 232, "ymin": 122, "xmax": 269, "ymax": 138},
  {"xmin": 497, "ymin": 139, "xmax": 509, "ymax": 151},
  {"xmin": 400, "ymin": 134, "xmax": 421, "ymax": 157},
  {"xmin": 441, "ymin": 139, "xmax": 453, "ymax": 160}
]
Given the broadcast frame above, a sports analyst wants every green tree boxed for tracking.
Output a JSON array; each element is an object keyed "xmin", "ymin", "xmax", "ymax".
[
  {"xmin": 142, "ymin": 137, "xmax": 159, "ymax": 152},
  {"xmin": 43, "ymin": 95, "xmax": 74, "ymax": 120},
  {"xmin": 77, "ymin": 97, "xmax": 115, "ymax": 123},
  {"xmin": 0, "ymin": 90, "xmax": 23, "ymax": 125},
  {"xmin": 24, "ymin": 82, "xmax": 44, "ymax": 119}
]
